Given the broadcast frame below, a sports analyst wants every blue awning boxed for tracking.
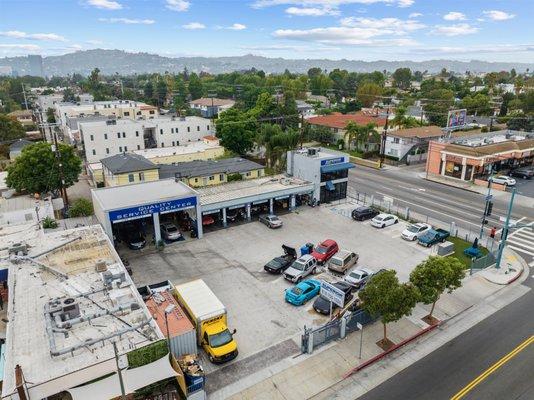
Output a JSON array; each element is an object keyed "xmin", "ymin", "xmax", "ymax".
[
  {"xmin": 321, "ymin": 162, "xmax": 356, "ymax": 173},
  {"xmin": 325, "ymin": 181, "xmax": 335, "ymax": 191}
]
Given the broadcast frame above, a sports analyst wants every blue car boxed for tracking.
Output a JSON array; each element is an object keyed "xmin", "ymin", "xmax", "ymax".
[{"xmin": 285, "ymin": 279, "xmax": 321, "ymax": 306}]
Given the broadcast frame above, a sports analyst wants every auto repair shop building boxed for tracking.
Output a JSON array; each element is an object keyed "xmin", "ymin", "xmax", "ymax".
[{"xmin": 92, "ymin": 178, "xmax": 203, "ymax": 241}]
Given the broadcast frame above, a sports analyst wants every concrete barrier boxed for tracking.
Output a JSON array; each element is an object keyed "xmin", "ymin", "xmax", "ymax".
[{"xmin": 350, "ymin": 156, "xmax": 381, "ymax": 169}]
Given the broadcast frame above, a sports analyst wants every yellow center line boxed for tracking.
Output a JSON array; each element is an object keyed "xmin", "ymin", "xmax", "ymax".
[{"xmin": 451, "ymin": 335, "xmax": 534, "ymax": 400}]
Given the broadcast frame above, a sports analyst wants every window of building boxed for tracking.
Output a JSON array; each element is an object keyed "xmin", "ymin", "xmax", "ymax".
[
  {"xmin": 197, "ymin": 126, "xmax": 200, "ymax": 131},
  {"xmin": 149, "ymin": 110, "xmax": 155, "ymax": 114},
  {"xmin": 135, "ymin": 131, "xmax": 139, "ymax": 137},
  {"xmin": 92, "ymin": 149, "xmax": 96, "ymax": 155},
  {"xmin": 128, "ymin": 174, "xmax": 134, "ymax": 183},
  {"xmin": 177, "ymin": 141, "xmax": 180, "ymax": 146},
  {"xmin": 124, "ymin": 111, "xmax": 130, "ymax": 116},
  {"xmin": 393, "ymin": 137, "xmax": 400, "ymax": 144},
  {"xmin": 219, "ymin": 174, "xmax": 224, "ymax": 181},
  {"xmin": 106, "ymin": 148, "xmax": 109, "ymax": 154},
  {"xmin": 209, "ymin": 175, "xmax": 214, "ymax": 181},
  {"xmin": 207, "ymin": 125, "xmax": 210, "ymax": 130},
  {"xmin": 117, "ymin": 132, "xmax": 121, "ymax": 139},
  {"xmin": 161, "ymin": 143, "xmax": 164, "ymax": 147},
  {"xmin": 136, "ymin": 111, "xmax": 141, "ymax": 115},
  {"xmin": 104, "ymin": 133, "xmax": 108, "ymax": 140},
  {"xmin": 160, "ymin": 129, "xmax": 163, "ymax": 135},
  {"xmin": 172, "ymin": 141, "xmax": 175, "ymax": 146},
  {"xmin": 321, "ymin": 168, "xmax": 348, "ymax": 182},
  {"xmin": 187, "ymin": 127, "xmax": 190, "ymax": 132},
  {"xmin": 139, "ymin": 172, "xmax": 145, "ymax": 181},
  {"xmin": 137, "ymin": 145, "xmax": 141, "ymax": 150},
  {"xmin": 175, "ymin": 127, "xmax": 179, "ymax": 133},
  {"xmin": 246, "ymin": 172, "xmax": 251, "ymax": 177},
  {"xmin": 122, "ymin": 132, "xmax": 126, "ymax": 138},
  {"xmin": 124, "ymin": 146, "xmax": 128, "ymax": 151},
  {"xmin": 119, "ymin": 146, "xmax": 122, "ymax": 152},
  {"xmin": 194, "ymin": 178, "xmax": 199, "ymax": 183}
]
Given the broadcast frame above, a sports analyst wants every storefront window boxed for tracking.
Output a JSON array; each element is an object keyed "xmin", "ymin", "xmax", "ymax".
[
  {"xmin": 321, "ymin": 169, "xmax": 348, "ymax": 182},
  {"xmin": 320, "ymin": 181, "xmax": 347, "ymax": 203},
  {"xmin": 444, "ymin": 161, "xmax": 462, "ymax": 179}
]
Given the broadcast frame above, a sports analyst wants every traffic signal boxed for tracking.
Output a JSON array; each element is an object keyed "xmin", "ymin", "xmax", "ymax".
[{"xmin": 485, "ymin": 201, "xmax": 494, "ymax": 216}]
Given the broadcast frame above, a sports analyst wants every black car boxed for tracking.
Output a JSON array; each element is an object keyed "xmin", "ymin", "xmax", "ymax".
[
  {"xmin": 351, "ymin": 206, "xmax": 380, "ymax": 221},
  {"xmin": 264, "ymin": 245, "xmax": 297, "ymax": 274},
  {"xmin": 123, "ymin": 231, "xmax": 146, "ymax": 250},
  {"xmin": 313, "ymin": 281, "xmax": 354, "ymax": 315},
  {"xmin": 510, "ymin": 167, "xmax": 534, "ymax": 180}
]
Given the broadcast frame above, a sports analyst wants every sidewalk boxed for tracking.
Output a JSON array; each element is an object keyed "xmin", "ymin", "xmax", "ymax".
[{"xmin": 216, "ymin": 248, "xmax": 530, "ymax": 400}]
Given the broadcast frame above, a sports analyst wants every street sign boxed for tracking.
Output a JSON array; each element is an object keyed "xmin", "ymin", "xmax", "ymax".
[
  {"xmin": 485, "ymin": 195, "xmax": 493, "ymax": 201},
  {"xmin": 356, "ymin": 322, "xmax": 363, "ymax": 330},
  {"xmin": 320, "ymin": 281, "xmax": 345, "ymax": 308}
]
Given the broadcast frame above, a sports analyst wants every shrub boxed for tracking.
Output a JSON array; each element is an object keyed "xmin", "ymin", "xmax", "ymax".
[
  {"xmin": 68, "ymin": 198, "xmax": 94, "ymax": 218},
  {"xmin": 42, "ymin": 216, "xmax": 58, "ymax": 229},
  {"xmin": 227, "ymin": 173, "xmax": 243, "ymax": 182}
]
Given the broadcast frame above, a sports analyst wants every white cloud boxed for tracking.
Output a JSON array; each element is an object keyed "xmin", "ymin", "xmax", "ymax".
[
  {"xmin": 411, "ymin": 44, "xmax": 534, "ymax": 55},
  {"xmin": 443, "ymin": 12, "xmax": 466, "ymax": 21},
  {"xmin": 253, "ymin": 0, "xmax": 414, "ymax": 10},
  {"xmin": 0, "ymin": 30, "xmax": 67, "ymax": 42},
  {"xmin": 87, "ymin": 0, "xmax": 123, "ymax": 10},
  {"xmin": 482, "ymin": 10, "xmax": 515, "ymax": 21},
  {"xmin": 229, "ymin": 23, "xmax": 247, "ymax": 30},
  {"xmin": 182, "ymin": 22, "xmax": 206, "ymax": 30},
  {"xmin": 0, "ymin": 44, "xmax": 41, "ymax": 51},
  {"xmin": 86, "ymin": 39, "xmax": 104, "ymax": 45},
  {"xmin": 409, "ymin": 12, "xmax": 422, "ymax": 18},
  {"xmin": 98, "ymin": 18, "xmax": 155, "ymax": 24},
  {"xmin": 397, "ymin": 0, "xmax": 414, "ymax": 7},
  {"xmin": 432, "ymin": 23, "xmax": 478, "ymax": 36},
  {"xmin": 165, "ymin": 0, "xmax": 190, "ymax": 12},
  {"xmin": 285, "ymin": 6, "xmax": 339, "ymax": 16},
  {"xmin": 340, "ymin": 17, "xmax": 425, "ymax": 32},
  {"xmin": 273, "ymin": 26, "xmax": 418, "ymax": 46}
]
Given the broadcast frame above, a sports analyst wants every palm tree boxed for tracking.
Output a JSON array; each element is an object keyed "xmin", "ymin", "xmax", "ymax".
[{"xmin": 344, "ymin": 122, "xmax": 378, "ymax": 152}]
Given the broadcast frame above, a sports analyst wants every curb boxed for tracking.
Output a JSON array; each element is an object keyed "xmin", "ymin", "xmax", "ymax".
[{"xmin": 342, "ymin": 322, "xmax": 442, "ymax": 379}]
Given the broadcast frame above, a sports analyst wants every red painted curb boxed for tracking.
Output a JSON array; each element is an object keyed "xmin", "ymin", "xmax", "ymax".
[
  {"xmin": 506, "ymin": 271, "xmax": 522, "ymax": 285},
  {"xmin": 343, "ymin": 322, "xmax": 442, "ymax": 379}
]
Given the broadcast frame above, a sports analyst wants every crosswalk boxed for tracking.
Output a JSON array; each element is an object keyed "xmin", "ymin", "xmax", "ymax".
[{"xmin": 506, "ymin": 220, "xmax": 534, "ymax": 267}]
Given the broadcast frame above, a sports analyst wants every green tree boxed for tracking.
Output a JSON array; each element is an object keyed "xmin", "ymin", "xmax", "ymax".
[
  {"xmin": 391, "ymin": 106, "xmax": 420, "ymax": 129},
  {"xmin": 309, "ymin": 73, "xmax": 332, "ymax": 95},
  {"xmin": 344, "ymin": 121, "xmax": 378, "ymax": 151},
  {"xmin": 356, "ymin": 82, "xmax": 382, "ymax": 107},
  {"xmin": 307, "ymin": 67, "xmax": 323, "ymax": 79},
  {"xmin": 68, "ymin": 198, "xmax": 94, "ymax": 217},
  {"xmin": 359, "ymin": 270, "xmax": 419, "ymax": 345},
  {"xmin": 392, "ymin": 68, "xmax": 412, "ymax": 90},
  {"xmin": 409, "ymin": 256, "xmax": 465, "ymax": 319},
  {"xmin": 188, "ymin": 73, "xmax": 204, "ymax": 100},
  {"xmin": 144, "ymin": 81, "xmax": 154, "ymax": 101},
  {"xmin": 423, "ymin": 88, "xmax": 454, "ymax": 127},
  {"xmin": 215, "ymin": 108, "xmax": 255, "ymax": 155},
  {"xmin": 156, "ymin": 80, "xmax": 168, "ymax": 107},
  {"xmin": 0, "ymin": 114, "xmax": 25, "ymax": 141},
  {"xmin": 46, "ymin": 107, "xmax": 56, "ymax": 123},
  {"xmin": 6, "ymin": 142, "xmax": 82, "ymax": 195},
  {"xmin": 460, "ymin": 93, "xmax": 492, "ymax": 115}
]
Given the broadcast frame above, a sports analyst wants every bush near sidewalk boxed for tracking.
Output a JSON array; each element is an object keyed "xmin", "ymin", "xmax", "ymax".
[{"xmin": 68, "ymin": 198, "xmax": 94, "ymax": 218}]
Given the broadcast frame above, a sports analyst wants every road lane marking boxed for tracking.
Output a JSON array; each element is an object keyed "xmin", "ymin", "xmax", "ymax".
[
  {"xmin": 507, "ymin": 245, "xmax": 534, "ymax": 257},
  {"xmin": 450, "ymin": 336, "xmax": 534, "ymax": 400}
]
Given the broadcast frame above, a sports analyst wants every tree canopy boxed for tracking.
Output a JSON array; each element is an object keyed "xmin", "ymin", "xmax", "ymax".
[{"xmin": 0, "ymin": 114, "xmax": 25, "ymax": 142}]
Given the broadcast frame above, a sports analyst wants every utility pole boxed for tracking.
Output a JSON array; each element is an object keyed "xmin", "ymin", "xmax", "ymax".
[
  {"xmin": 489, "ymin": 116, "xmax": 494, "ymax": 132},
  {"xmin": 495, "ymin": 187, "xmax": 516, "ymax": 269},
  {"xmin": 379, "ymin": 108, "xmax": 390, "ymax": 168},
  {"xmin": 299, "ymin": 113, "xmax": 305, "ymax": 148},
  {"xmin": 51, "ymin": 126, "xmax": 69, "ymax": 208},
  {"xmin": 113, "ymin": 342, "xmax": 127, "ymax": 400},
  {"xmin": 479, "ymin": 177, "xmax": 493, "ymax": 239},
  {"xmin": 22, "ymin": 84, "xmax": 29, "ymax": 111}
]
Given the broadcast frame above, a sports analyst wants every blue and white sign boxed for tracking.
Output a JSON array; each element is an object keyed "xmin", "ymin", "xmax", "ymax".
[
  {"xmin": 320, "ymin": 281, "xmax": 345, "ymax": 308},
  {"xmin": 109, "ymin": 196, "xmax": 197, "ymax": 222},
  {"xmin": 321, "ymin": 157, "xmax": 345, "ymax": 166}
]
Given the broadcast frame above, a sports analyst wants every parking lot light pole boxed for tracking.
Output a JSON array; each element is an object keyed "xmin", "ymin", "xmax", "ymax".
[{"xmin": 357, "ymin": 322, "xmax": 363, "ymax": 359}]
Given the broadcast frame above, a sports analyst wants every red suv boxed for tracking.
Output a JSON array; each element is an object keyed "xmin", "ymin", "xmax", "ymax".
[{"xmin": 311, "ymin": 239, "xmax": 339, "ymax": 265}]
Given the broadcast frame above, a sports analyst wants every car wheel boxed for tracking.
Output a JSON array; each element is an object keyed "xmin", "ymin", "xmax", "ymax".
[
  {"xmin": 381, "ymin": 224, "xmax": 385, "ymax": 228},
  {"xmin": 394, "ymin": 219, "xmax": 399, "ymax": 224},
  {"xmin": 209, "ymin": 354, "xmax": 215, "ymax": 363},
  {"xmin": 412, "ymin": 236, "xmax": 417, "ymax": 241},
  {"xmin": 296, "ymin": 277, "xmax": 302, "ymax": 283}
]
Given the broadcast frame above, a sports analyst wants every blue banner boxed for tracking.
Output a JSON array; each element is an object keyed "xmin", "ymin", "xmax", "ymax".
[
  {"xmin": 109, "ymin": 196, "xmax": 197, "ymax": 222},
  {"xmin": 320, "ymin": 157, "xmax": 345, "ymax": 166}
]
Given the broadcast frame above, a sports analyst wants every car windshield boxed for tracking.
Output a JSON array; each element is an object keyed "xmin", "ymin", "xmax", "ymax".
[
  {"xmin": 375, "ymin": 216, "xmax": 385, "ymax": 221},
  {"xmin": 291, "ymin": 286, "xmax": 303, "ymax": 295},
  {"xmin": 292, "ymin": 261, "xmax": 306, "ymax": 271},
  {"xmin": 330, "ymin": 258, "xmax": 343, "ymax": 266},
  {"xmin": 315, "ymin": 246, "xmax": 328, "ymax": 254},
  {"xmin": 407, "ymin": 225, "xmax": 420, "ymax": 233},
  {"xmin": 267, "ymin": 259, "xmax": 282, "ymax": 268},
  {"xmin": 269, "ymin": 216, "xmax": 279, "ymax": 221},
  {"xmin": 166, "ymin": 226, "xmax": 178, "ymax": 232},
  {"xmin": 350, "ymin": 272, "xmax": 363, "ymax": 280},
  {"xmin": 209, "ymin": 329, "xmax": 233, "ymax": 348}
]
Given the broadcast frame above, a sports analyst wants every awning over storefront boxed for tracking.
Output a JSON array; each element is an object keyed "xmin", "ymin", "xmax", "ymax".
[{"xmin": 320, "ymin": 162, "xmax": 355, "ymax": 173}]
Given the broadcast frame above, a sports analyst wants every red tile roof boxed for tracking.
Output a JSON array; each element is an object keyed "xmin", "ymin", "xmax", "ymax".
[{"xmin": 308, "ymin": 112, "xmax": 387, "ymax": 129}]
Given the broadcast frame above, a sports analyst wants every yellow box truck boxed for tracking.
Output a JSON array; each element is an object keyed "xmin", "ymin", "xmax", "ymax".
[{"xmin": 174, "ymin": 279, "xmax": 238, "ymax": 363}]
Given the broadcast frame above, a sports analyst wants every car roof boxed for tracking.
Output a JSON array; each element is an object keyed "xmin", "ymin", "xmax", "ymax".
[
  {"xmin": 319, "ymin": 239, "xmax": 337, "ymax": 247},
  {"xmin": 298, "ymin": 254, "xmax": 314, "ymax": 262},
  {"xmin": 411, "ymin": 223, "xmax": 427, "ymax": 228},
  {"xmin": 333, "ymin": 281, "xmax": 351, "ymax": 291},
  {"xmin": 376, "ymin": 213, "xmax": 392, "ymax": 218},
  {"xmin": 351, "ymin": 268, "xmax": 373, "ymax": 274},
  {"xmin": 354, "ymin": 206, "xmax": 371, "ymax": 211},
  {"xmin": 332, "ymin": 249, "xmax": 354, "ymax": 258}
]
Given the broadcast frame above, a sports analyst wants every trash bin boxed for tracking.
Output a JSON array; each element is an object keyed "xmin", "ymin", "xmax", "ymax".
[{"xmin": 300, "ymin": 243, "xmax": 314, "ymax": 256}]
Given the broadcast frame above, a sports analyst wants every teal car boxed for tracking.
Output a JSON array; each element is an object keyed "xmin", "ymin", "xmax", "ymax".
[{"xmin": 285, "ymin": 279, "xmax": 321, "ymax": 306}]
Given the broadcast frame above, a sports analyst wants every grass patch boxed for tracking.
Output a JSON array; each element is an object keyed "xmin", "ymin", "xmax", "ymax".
[{"xmin": 446, "ymin": 236, "xmax": 488, "ymax": 269}]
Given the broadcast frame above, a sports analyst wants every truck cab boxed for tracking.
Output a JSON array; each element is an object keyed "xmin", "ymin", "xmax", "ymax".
[{"xmin": 201, "ymin": 318, "xmax": 238, "ymax": 363}]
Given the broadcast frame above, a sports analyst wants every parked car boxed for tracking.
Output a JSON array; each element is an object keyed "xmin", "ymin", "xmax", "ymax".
[
  {"xmin": 313, "ymin": 281, "xmax": 354, "ymax": 315},
  {"xmin": 344, "ymin": 268, "xmax": 375, "ymax": 289},
  {"xmin": 351, "ymin": 206, "xmax": 380, "ymax": 221},
  {"xmin": 160, "ymin": 222, "xmax": 183, "ymax": 242},
  {"xmin": 510, "ymin": 167, "xmax": 534, "ymax": 180},
  {"xmin": 123, "ymin": 231, "xmax": 146, "ymax": 250},
  {"xmin": 264, "ymin": 245, "xmax": 298, "ymax": 274},
  {"xmin": 226, "ymin": 209, "xmax": 242, "ymax": 222},
  {"xmin": 401, "ymin": 223, "xmax": 431, "ymax": 241},
  {"xmin": 328, "ymin": 250, "xmax": 359, "ymax": 274},
  {"xmin": 283, "ymin": 254, "xmax": 318, "ymax": 283},
  {"xmin": 490, "ymin": 175, "xmax": 516, "ymax": 186},
  {"xmin": 418, "ymin": 228, "xmax": 450, "ymax": 247},
  {"xmin": 285, "ymin": 279, "xmax": 321, "ymax": 306},
  {"xmin": 371, "ymin": 213, "xmax": 399, "ymax": 228},
  {"xmin": 311, "ymin": 239, "xmax": 339, "ymax": 264},
  {"xmin": 259, "ymin": 214, "xmax": 283, "ymax": 229},
  {"xmin": 202, "ymin": 215, "xmax": 215, "ymax": 226}
]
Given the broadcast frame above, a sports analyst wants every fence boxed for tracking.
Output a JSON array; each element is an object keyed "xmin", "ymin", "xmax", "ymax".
[
  {"xmin": 301, "ymin": 309, "xmax": 377, "ymax": 354},
  {"xmin": 470, "ymin": 251, "xmax": 496, "ymax": 273}
]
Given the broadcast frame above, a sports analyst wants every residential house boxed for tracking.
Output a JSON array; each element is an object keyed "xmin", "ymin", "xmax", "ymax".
[
  {"xmin": 100, "ymin": 153, "xmax": 160, "ymax": 187},
  {"xmin": 190, "ymin": 97, "xmax": 235, "ymax": 118},
  {"xmin": 8, "ymin": 109, "xmax": 34, "ymax": 126},
  {"xmin": 159, "ymin": 157, "xmax": 265, "ymax": 187},
  {"xmin": 385, "ymin": 126, "xmax": 444, "ymax": 163},
  {"xmin": 296, "ymin": 100, "xmax": 315, "ymax": 117},
  {"xmin": 9, "ymin": 138, "xmax": 33, "ymax": 159}
]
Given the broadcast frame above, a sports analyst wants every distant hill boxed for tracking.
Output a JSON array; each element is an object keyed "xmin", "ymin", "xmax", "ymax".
[{"xmin": 1, "ymin": 49, "xmax": 533, "ymax": 76}]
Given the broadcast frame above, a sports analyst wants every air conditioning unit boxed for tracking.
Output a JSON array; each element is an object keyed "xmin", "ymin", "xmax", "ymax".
[{"xmin": 307, "ymin": 148, "xmax": 318, "ymax": 156}]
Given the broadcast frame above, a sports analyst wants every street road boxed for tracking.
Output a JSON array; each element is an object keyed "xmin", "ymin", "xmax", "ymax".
[
  {"xmin": 348, "ymin": 166, "xmax": 534, "ymax": 265},
  {"xmin": 359, "ymin": 277, "xmax": 534, "ymax": 400}
]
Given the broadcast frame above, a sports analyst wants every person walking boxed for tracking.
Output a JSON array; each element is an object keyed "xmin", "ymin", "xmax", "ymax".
[{"xmin": 490, "ymin": 226, "xmax": 497, "ymax": 239}]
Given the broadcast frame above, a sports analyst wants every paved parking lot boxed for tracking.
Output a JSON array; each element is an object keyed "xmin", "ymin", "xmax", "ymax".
[
  {"xmin": 126, "ymin": 203, "xmax": 431, "ymax": 391},
  {"xmin": 513, "ymin": 176, "xmax": 534, "ymax": 198}
]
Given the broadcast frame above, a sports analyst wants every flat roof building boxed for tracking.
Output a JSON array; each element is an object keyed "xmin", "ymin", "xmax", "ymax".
[
  {"xmin": 1, "ymin": 225, "xmax": 177, "ymax": 400},
  {"xmin": 190, "ymin": 97, "xmax": 235, "ymax": 118}
]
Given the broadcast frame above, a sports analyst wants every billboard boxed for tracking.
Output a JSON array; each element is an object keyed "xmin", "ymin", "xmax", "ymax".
[{"xmin": 447, "ymin": 109, "xmax": 467, "ymax": 129}]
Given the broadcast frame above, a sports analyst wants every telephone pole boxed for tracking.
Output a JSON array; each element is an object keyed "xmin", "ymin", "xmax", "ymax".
[
  {"xmin": 379, "ymin": 108, "xmax": 390, "ymax": 168},
  {"xmin": 50, "ymin": 125, "xmax": 69, "ymax": 208},
  {"xmin": 22, "ymin": 84, "xmax": 29, "ymax": 111},
  {"xmin": 113, "ymin": 342, "xmax": 127, "ymax": 400}
]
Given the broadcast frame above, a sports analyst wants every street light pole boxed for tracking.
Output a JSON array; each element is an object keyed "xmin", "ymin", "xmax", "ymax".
[
  {"xmin": 495, "ymin": 187, "xmax": 516, "ymax": 269},
  {"xmin": 164, "ymin": 304, "xmax": 176, "ymax": 354},
  {"xmin": 479, "ymin": 177, "xmax": 493, "ymax": 239}
]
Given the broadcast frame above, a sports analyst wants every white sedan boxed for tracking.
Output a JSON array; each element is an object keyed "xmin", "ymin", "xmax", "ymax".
[
  {"xmin": 371, "ymin": 213, "xmax": 399, "ymax": 228},
  {"xmin": 490, "ymin": 175, "xmax": 516, "ymax": 186},
  {"xmin": 401, "ymin": 223, "xmax": 431, "ymax": 241},
  {"xmin": 344, "ymin": 268, "xmax": 375, "ymax": 289}
]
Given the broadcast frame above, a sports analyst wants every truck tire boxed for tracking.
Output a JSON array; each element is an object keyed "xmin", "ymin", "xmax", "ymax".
[{"xmin": 209, "ymin": 354, "xmax": 215, "ymax": 363}]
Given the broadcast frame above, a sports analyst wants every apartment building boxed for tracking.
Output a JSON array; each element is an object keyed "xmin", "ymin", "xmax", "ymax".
[{"xmin": 79, "ymin": 115, "xmax": 214, "ymax": 163}]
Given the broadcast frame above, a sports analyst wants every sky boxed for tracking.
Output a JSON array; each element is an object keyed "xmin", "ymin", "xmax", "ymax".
[{"xmin": 0, "ymin": 0, "xmax": 533, "ymax": 62}]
